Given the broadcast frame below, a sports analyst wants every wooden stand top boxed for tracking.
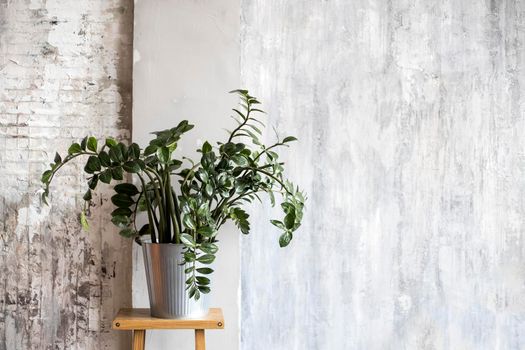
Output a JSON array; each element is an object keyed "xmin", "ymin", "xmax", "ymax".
[{"xmin": 112, "ymin": 308, "xmax": 224, "ymax": 330}]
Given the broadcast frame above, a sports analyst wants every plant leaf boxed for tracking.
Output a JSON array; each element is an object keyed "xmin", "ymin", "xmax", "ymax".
[
  {"xmin": 283, "ymin": 136, "xmax": 298, "ymax": 143},
  {"xmin": 119, "ymin": 228, "xmax": 136, "ymax": 238},
  {"xmin": 54, "ymin": 152, "xmax": 62, "ymax": 164},
  {"xmin": 84, "ymin": 156, "xmax": 101, "ymax": 174},
  {"xmin": 99, "ymin": 170, "xmax": 112, "ymax": 184},
  {"xmin": 279, "ymin": 231, "xmax": 292, "ymax": 247},
  {"xmin": 111, "ymin": 193, "xmax": 135, "ymax": 208},
  {"xmin": 123, "ymin": 161, "xmax": 141, "ymax": 173},
  {"xmin": 114, "ymin": 183, "xmax": 139, "ymax": 196},
  {"xmin": 182, "ymin": 214, "xmax": 196, "ymax": 230},
  {"xmin": 180, "ymin": 234, "xmax": 196, "ymax": 247},
  {"xmin": 68, "ymin": 143, "xmax": 82, "ymax": 155},
  {"xmin": 41, "ymin": 170, "xmax": 52, "ymax": 183},
  {"xmin": 111, "ymin": 166, "xmax": 124, "ymax": 180},
  {"xmin": 80, "ymin": 211, "xmax": 89, "ymax": 231},
  {"xmin": 87, "ymin": 136, "xmax": 98, "ymax": 152},
  {"xmin": 197, "ymin": 254, "xmax": 215, "ymax": 264}
]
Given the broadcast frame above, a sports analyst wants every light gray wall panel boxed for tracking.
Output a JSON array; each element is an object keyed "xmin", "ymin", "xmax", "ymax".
[{"xmin": 240, "ymin": 1, "xmax": 525, "ymax": 349}]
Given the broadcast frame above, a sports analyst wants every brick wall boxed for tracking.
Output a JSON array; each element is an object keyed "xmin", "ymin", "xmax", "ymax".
[{"xmin": 0, "ymin": 1, "xmax": 133, "ymax": 349}]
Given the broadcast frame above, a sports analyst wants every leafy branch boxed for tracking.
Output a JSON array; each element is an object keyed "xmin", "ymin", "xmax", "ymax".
[{"xmin": 41, "ymin": 90, "xmax": 306, "ymax": 300}]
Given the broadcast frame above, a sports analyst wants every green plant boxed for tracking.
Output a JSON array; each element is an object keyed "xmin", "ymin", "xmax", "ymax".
[{"xmin": 41, "ymin": 90, "xmax": 306, "ymax": 299}]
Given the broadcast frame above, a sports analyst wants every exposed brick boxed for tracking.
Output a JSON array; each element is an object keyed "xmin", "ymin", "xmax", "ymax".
[{"xmin": 0, "ymin": 0, "xmax": 133, "ymax": 349}]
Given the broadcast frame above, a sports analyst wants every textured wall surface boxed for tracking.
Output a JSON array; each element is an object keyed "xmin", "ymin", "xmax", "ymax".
[
  {"xmin": 132, "ymin": 1, "xmax": 240, "ymax": 349},
  {"xmin": 0, "ymin": 1, "xmax": 133, "ymax": 349},
  {"xmin": 241, "ymin": 1, "xmax": 525, "ymax": 349}
]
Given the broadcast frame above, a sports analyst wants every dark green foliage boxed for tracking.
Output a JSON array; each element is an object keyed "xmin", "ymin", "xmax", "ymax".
[{"xmin": 41, "ymin": 90, "xmax": 306, "ymax": 300}]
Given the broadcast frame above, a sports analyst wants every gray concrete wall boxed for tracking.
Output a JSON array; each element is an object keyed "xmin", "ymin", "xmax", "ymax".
[
  {"xmin": 132, "ymin": 1, "xmax": 240, "ymax": 349},
  {"xmin": 240, "ymin": 1, "xmax": 525, "ymax": 349},
  {"xmin": 0, "ymin": 0, "xmax": 133, "ymax": 349}
]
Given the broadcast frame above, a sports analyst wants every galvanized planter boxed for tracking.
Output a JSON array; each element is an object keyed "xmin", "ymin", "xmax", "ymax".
[{"xmin": 142, "ymin": 243, "xmax": 209, "ymax": 319}]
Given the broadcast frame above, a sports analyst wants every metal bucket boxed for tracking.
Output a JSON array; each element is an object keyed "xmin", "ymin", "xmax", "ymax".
[{"xmin": 142, "ymin": 243, "xmax": 209, "ymax": 319}]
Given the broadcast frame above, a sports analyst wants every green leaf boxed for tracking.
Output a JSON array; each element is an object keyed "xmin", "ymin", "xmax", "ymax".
[
  {"xmin": 84, "ymin": 156, "xmax": 101, "ymax": 174},
  {"xmin": 111, "ymin": 215, "xmax": 130, "ymax": 228},
  {"xmin": 196, "ymin": 267, "xmax": 214, "ymax": 274},
  {"xmin": 139, "ymin": 224, "xmax": 150, "ymax": 235},
  {"xmin": 83, "ymin": 189, "xmax": 92, "ymax": 201},
  {"xmin": 88, "ymin": 175, "xmax": 99, "ymax": 190},
  {"xmin": 197, "ymin": 226, "xmax": 215, "ymax": 237},
  {"xmin": 98, "ymin": 151, "xmax": 111, "ymax": 167},
  {"xmin": 180, "ymin": 234, "xmax": 196, "ymax": 247},
  {"xmin": 129, "ymin": 143, "xmax": 141, "ymax": 159},
  {"xmin": 197, "ymin": 254, "xmax": 215, "ymax": 264},
  {"xmin": 54, "ymin": 152, "xmax": 62, "ymax": 164},
  {"xmin": 118, "ymin": 143, "xmax": 128, "ymax": 160},
  {"xmin": 283, "ymin": 136, "xmax": 298, "ymax": 143},
  {"xmin": 109, "ymin": 146, "xmax": 123, "ymax": 163},
  {"xmin": 111, "ymin": 207, "xmax": 132, "ymax": 217},
  {"xmin": 144, "ymin": 145, "xmax": 157, "ymax": 156},
  {"xmin": 184, "ymin": 251, "xmax": 197, "ymax": 262},
  {"xmin": 114, "ymin": 183, "xmax": 139, "ymax": 196},
  {"xmin": 123, "ymin": 161, "xmax": 141, "ymax": 173},
  {"xmin": 231, "ymin": 155, "xmax": 248, "ymax": 166},
  {"xmin": 279, "ymin": 231, "xmax": 293, "ymax": 247},
  {"xmin": 111, "ymin": 166, "xmax": 124, "ymax": 180},
  {"xmin": 229, "ymin": 89, "xmax": 249, "ymax": 95},
  {"xmin": 198, "ymin": 286, "xmax": 211, "ymax": 294},
  {"xmin": 284, "ymin": 211, "xmax": 296, "ymax": 229},
  {"xmin": 87, "ymin": 136, "xmax": 98, "ymax": 152},
  {"xmin": 157, "ymin": 147, "xmax": 170, "ymax": 163},
  {"xmin": 105, "ymin": 138, "xmax": 118, "ymax": 147},
  {"xmin": 119, "ymin": 228, "xmax": 136, "ymax": 238},
  {"xmin": 41, "ymin": 170, "xmax": 52, "ymax": 183},
  {"xmin": 202, "ymin": 141, "xmax": 212, "ymax": 153},
  {"xmin": 99, "ymin": 170, "xmax": 112, "ymax": 184},
  {"xmin": 111, "ymin": 193, "xmax": 135, "ymax": 208},
  {"xmin": 68, "ymin": 143, "xmax": 82, "ymax": 155},
  {"xmin": 199, "ymin": 242, "xmax": 218, "ymax": 254},
  {"xmin": 270, "ymin": 219, "xmax": 285, "ymax": 230},
  {"xmin": 196, "ymin": 276, "xmax": 210, "ymax": 285},
  {"xmin": 230, "ymin": 208, "xmax": 250, "ymax": 234},
  {"xmin": 205, "ymin": 183, "xmax": 213, "ymax": 197},
  {"xmin": 182, "ymin": 214, "xmax": 196, "ymax": 230},
  {"xmin": 80, "ymin": 211, "xmax": 89, "ymax": 231},
  {"xmin": 80, "ymin": 136, "xmax": 88, "ymax": 150}
]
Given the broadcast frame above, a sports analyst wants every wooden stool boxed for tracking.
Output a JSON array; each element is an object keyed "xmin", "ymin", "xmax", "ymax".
[{"xmin": 112, "ymin": 308, "xmax": 224, "ymax": 350}]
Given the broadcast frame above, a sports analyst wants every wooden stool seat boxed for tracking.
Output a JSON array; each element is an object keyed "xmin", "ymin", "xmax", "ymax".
[{"xmin": 112, "ymin": 308, "xmax": 224, "ymax": 350}]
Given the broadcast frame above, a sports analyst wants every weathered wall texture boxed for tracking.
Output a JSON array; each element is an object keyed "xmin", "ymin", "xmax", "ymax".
[
  {"xmin": 0, "ymin": 1, "xmax": 133, "ymax": 349},
  {"xmin": 241, "ymin": 1, "xmax": 525, "ymax": 349}
]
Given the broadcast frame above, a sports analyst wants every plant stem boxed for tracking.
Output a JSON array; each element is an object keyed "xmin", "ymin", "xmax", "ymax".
[
  {"xmin": 137, "ymin": 174, "xmax": 157, "ymax": 243},
  {"xmin": 166, "ymin": 174, "xmax": 180, "ymax": 244},
  {"xmin": 143, "ymin": 169, "xmax": 167, "ymax": 242}
]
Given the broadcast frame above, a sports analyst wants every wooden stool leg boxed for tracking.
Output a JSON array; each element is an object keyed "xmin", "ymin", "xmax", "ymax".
[
  {"xmin": 132, "ymin": 330, "xmax": 146, "ymax": 350},
  {"xmin": 195, "ymin": 329, "xmax": 205, "ymax": 350}
]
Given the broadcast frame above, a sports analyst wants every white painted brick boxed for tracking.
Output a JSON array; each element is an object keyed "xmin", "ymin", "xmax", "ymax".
[{"xmin": 0, "ymin": 0, "xmax": 133, "ymax": 348}]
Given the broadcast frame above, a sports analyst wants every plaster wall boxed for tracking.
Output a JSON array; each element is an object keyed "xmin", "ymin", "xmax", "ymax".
[
  {"xmin": 0, "ymin": 0, "xmax": 134, "ymax": 349},
  {"xmin": 240, "ymin": 1, "xmax": 525, "ymax": 349},
  {"xmin": 132, "ymin": 1, "xmax": 240, "ymax": 349}
]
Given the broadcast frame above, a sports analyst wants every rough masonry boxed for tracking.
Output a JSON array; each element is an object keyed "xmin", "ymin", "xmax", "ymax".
[{"xmin": 0, "ymin": 0, "xmax": 133, "ymax": 349}]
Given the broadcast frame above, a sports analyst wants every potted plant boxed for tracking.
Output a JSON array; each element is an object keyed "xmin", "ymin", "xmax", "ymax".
[{"xmin": 41, "ymin": 90, "xmax": 306, "ymax": 319}]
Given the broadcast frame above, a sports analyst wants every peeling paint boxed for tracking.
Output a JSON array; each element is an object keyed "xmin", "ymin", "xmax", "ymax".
[{"xmin": 0, "ymin": 0, "xmax": 134, "ymax": 349}]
